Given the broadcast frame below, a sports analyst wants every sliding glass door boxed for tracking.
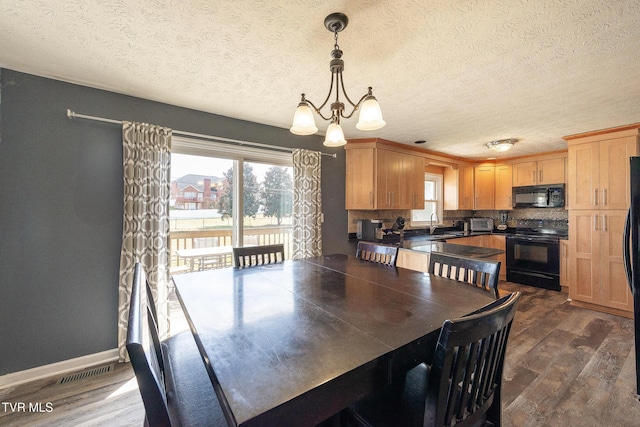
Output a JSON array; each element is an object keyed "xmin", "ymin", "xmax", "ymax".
[{"xmin": 169, "ymin": 144, "xmax": 293, "ymax": 272}]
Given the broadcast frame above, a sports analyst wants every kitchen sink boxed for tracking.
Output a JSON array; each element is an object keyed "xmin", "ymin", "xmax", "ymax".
[{"xmin": 442, "ymin": 231, "xmax": 466, "ymax": 236}]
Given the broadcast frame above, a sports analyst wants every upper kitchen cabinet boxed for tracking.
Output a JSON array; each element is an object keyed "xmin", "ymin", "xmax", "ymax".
[
  {"xmin": 443, "ymin": 164, "xmax": 474, "ymax": 210},
  {"xmin": 512, "ymin": 157, "xmax": 565, "ymax": 186},
  {"xmin": 474, "ymin": 165, "xmax": 495, "ymax": 210},
  {"xmin": 345, "ymin": 139, "xmax": 424, "ymax": 210},
  {"xmin": 446, "ymin": 163, "xmax": 511, "ymax": 211},
  {"xmin": 565, "ymin": 127, "xmax": 639, "ymax": 210},
  {"xmin": 494, "ymin": 164, "xmax": 513, "ymax": 210}
]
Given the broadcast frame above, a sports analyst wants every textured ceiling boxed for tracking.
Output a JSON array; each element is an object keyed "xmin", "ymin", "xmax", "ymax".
[{"xmin": 1, "ymin": 0, "xmax": 639, "ymax": 159}]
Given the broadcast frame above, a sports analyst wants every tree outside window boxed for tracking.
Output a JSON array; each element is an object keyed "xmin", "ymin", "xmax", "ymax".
[{"xmin": 261, "ymin": 166, "xmax": 293, "ymax": 225}]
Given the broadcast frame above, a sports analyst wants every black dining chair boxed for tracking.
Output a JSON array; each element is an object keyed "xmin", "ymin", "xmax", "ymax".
[
  {"xmin": 233, "ymin": 244, "xmax": 285, "ymax": 268},
  {"xmin": 348, "ymin": 291, "xmax": 521, "ymax": 427},
  {"xmin": 126, "ymin": 264, "xmax": 227, "ymax": 426},
  {"xmin": 355, "ymin": 241, "xmax": 399, "ymax": 267},
  {"xmin": 428, "ymin": 252, "xmax": 501, "ymax": 299}
]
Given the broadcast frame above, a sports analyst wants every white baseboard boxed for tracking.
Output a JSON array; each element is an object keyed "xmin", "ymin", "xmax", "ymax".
[{"xmin": 0, "ymin": 349, "xmax": 120, "ymax": 390}]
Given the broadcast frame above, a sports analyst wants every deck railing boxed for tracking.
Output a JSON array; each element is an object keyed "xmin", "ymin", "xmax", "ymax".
[{"xmin": 170, "ymin": 226, "xmax": 293, "ymax": 271}]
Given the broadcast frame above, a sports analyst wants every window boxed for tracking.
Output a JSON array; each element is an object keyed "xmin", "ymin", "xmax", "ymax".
[
  {"xmin": 411, "ymin": 173, "xmax": 443, "ymax": 226},
  {"xmin": 169, "ymin": 137, "xmax": 294, "ymax": 270}
]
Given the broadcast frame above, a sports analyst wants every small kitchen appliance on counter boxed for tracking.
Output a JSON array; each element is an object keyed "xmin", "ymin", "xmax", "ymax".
[
  {"xmin": 470, "ymin": 218, "xmax": 493, "ymax": 232},
  {"xmin": 497, "ymin": 212, "xmax": 509, "ymax": 231},
  {"xmin": 357, "ymin": 219, "xmax": 384, "ymax": 240}
]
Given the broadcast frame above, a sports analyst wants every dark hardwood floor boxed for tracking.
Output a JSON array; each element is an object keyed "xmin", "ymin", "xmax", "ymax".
[{"xmin": 1, "ymin": 281, "xmax": 639, "ymax": 426}]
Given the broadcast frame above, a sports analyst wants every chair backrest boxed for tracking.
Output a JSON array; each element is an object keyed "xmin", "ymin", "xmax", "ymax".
[
  {"xmin": 425, "ymin": 292, "xmax": 521, "ymax": 427},
  {"xmin": 126, "ymin": 264, "xmax": 172, "ymax": 427},
  {"xmin": 145, "ymin": 273, "xmax": 158, "ymax": 327},
  {"xmin": 428, "ymin": 253, "xmax": 500, "ymax": 299},
  {"xmin": 355, "ymin": 241, "xmax": 398, "ymax": 267},
  {"xmin": 233, "ymin": 244, "xmax": 285, "ymax": 268}
]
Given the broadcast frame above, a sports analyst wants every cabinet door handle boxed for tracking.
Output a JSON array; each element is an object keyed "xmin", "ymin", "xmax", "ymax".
[
  {"xmin": 602, "ymin": 214, "xmax": 607, "ymax": 232},
  {"xmin": 594, "ymin": 214, "xmax": 598, "ymax": 231},
  {"xmin": 602, "ymin": 189, "xmax": 607, "ymax": 206},
  {"xmin": 539, "ymin": 170, "xmax": 542, "ymax": 183},
  {"xmin": 594, "ymin": 189, "xmax": 598, "ymax": 206}
]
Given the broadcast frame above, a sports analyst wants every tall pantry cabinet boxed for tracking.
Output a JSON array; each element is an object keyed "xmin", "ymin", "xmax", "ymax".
[{"xmin": 565, "ymin": 126, "xmax": 640, "ymax": 316}]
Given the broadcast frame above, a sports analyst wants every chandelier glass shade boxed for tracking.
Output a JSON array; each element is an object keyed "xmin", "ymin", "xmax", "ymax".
[{"xmin": 290, "ymin": 13, "xmax": 385, "ymax": 146}]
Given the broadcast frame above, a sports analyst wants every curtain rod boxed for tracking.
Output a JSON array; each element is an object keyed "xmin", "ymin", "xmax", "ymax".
[{"xmin": 66, "ymin": 109, "xmax": 337, "ymax": 158}]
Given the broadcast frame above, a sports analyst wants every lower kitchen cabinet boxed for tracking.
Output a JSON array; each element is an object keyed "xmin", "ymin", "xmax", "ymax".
[
  {"xmin": 396, "ymin": 235, "xmax": 506, "ymax": 278},
  {"xmin": 568, "ymin": 209, "xmax": 632, "ymax": 315},
  {"xmin": 396, "ymin": 248, "xmax": 429, "ymax": 272},
  {"xmin": 560, "ymin": 240, "xmax": 569, "ymax": 289},
  {"xmin": 486, "ymin": 235, "xmax": 506, "ymax": 281},
  {"xmin": 446, "ymin": 235, "xmax": 487, "ymax": 247}
]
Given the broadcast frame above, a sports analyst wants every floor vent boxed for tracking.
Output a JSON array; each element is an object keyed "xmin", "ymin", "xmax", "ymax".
[{"xmin": 56, "ymin": 364, "xmax": 114, "ymax": 385}]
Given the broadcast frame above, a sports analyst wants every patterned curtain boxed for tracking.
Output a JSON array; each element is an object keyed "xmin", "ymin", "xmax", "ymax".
[
  {"xmin": 117, "ymin": 122, "xmax": 172, "ymax": 362},
  {"xmin": 292, "ymin": 149, "xmax": 322, "ymax": 259}
]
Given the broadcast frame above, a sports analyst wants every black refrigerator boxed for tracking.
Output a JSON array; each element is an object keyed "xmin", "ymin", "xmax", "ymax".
[{"xmin": 624, "ymin": 156, "xmax": 640, "ymax": 398}]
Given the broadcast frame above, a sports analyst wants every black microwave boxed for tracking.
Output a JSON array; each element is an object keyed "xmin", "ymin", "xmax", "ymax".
[{"xmin": 512, "ymin": 185, "xmax": 565, "ymax": 208}]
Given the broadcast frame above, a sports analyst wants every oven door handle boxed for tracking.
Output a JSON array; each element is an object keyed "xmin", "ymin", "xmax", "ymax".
[{"xmin": 508, "ymin": 236, "xmax": 559, "ymax": 244}]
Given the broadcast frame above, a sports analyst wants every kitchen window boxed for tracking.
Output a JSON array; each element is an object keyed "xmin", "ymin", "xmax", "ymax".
[{"xmin": 411, "ymin": 173, "xmax": 443, "ymax": 225}]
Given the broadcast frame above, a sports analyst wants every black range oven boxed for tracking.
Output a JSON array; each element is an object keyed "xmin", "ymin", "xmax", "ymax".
[{"xmin": 506, "ymin": 232, "xmax": 564, "ymax": 291}]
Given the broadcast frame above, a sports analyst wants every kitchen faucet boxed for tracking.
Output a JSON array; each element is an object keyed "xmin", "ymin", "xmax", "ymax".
[{"xmin": 430, "ymin": 213, "xmax": 438, "ymax": 234}]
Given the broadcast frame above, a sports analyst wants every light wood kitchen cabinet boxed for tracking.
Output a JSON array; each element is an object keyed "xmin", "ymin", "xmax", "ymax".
[
  {"xmin": 375, "ymin": 149, "xmax": 403, "ymax": 209},
  {"xmin": 567, "ymin": 135, "xmax": 638, "ymax": 210},
  {"xmin": 564, "ymin": 125, "xmax": 639, "ymax": 317},
  {"xmin": 446, "ymin": 164, "xmax": 510, "ymax": 211},
  {"xmin": 345, "ymin": 145, "xmax": 425, "ymax": 210},
  {"xmin": 345, "ymin": 148, "xmax": 375, "ymax": 209},
  {"xmin": 405, "ymin": 154, "xmax": 426, "ymax": 209},
  {"xmin": 396, "ymin": 248, "xmax": 429, "ymax": 273},
  {"xmin": 512, "ymin": 157, "xmax": 565, "ymax": 186},
  {"xmin": 474, "ymin": 165, "xmax": 495, "ymax": 210},
  {"xmin": 486, "ymin": 234, "xmax": 507, "ymax": 281},
  {"xmin": 560, "ymin": 240, "xmax": 569, "ymax": 289},
  {"xmin": 568, "ymin": 209, "xmax": 631, "ymax": 313},
  {"xmin": 494, "ymin": 165, "xmax": 513, "ymax": 210},
  {"xmin": 446, "ymin": 235, "xmax": 488, "ymax": 247},
  {"xmin": 443, "ymin": 164, "xmax": 474, "ymax": 210}
]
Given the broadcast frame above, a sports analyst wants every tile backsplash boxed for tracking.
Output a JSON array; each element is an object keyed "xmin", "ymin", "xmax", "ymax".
[{"xmin": 348, "ymin": 208, "xmax": 568, "ymax": 233}]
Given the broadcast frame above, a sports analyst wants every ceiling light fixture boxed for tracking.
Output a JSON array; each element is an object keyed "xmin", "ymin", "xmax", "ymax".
[
  {"xmin": 290, "ymin": 12, "xmax": 385, "ymax": 147},
  {"xmin": 486, "ymin": 138, "xmax": 517, "ymax": 152}
]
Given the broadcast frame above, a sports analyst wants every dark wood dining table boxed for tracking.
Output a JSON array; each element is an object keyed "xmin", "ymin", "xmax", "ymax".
[{"xmin": 172, "ymin": 254, "xmax": 496, "ymax": 427}]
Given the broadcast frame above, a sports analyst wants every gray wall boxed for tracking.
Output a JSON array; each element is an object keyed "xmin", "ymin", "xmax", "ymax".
[{"xmin": 0, "ymin": 69, "xmax": 349, "ymax": 375}]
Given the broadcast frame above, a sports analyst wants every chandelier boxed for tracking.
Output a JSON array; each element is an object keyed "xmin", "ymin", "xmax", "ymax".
[{"xmin": 290, "ymin": 13, "xmax": 386, "ymax": 147}]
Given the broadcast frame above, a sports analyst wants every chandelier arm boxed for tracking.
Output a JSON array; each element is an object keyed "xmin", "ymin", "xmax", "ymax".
[
  {"xmin": 338, "ymin": 72, "xmax": 359, "ymax": 108},
  {"xmin": 340, "ymin": 92, "xmax": 370, "ymax": 119},
  {"xmin": 316, "ymin": 72, "xmax": 337, "ymax": 112},
  {"xmin": 304, "ymin": 98, "xmax": 334, "ymax": 122}
]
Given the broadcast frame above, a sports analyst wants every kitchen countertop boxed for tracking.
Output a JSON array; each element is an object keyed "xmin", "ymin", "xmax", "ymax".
[{"xmin": 401, "ymin": 241, "xmax": 504, "ymax": 258}]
